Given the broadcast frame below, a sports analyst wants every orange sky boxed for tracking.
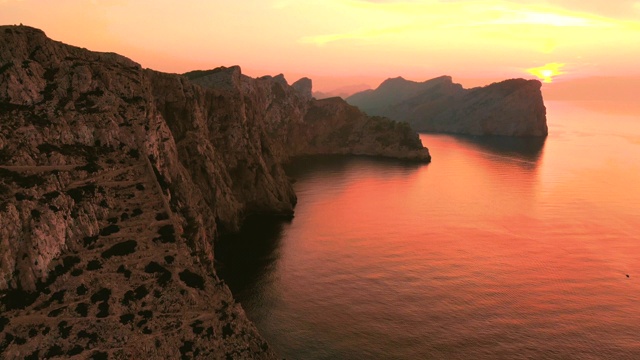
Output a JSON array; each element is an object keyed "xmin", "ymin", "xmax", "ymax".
[{"xmin": 1, "ymin": 0, "xmax": 640, "ymax": 92}]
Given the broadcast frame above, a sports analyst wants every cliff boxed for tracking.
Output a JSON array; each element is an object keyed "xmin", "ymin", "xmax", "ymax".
[
  {"xmin": 183, "ymin": 69, "xmax": 429, "ymax": 163},
  {"xmin": 346, "ymin": 76, "xmax": 548, "ymax": 137},
  {"xmin": 0, "ymin": 25, "xmax": 429, "ymax": 359}
]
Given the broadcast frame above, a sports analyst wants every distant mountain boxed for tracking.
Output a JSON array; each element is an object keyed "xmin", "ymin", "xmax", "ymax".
[
  {"xmin": 346, "ymin": 76, "xmax": 548, "ymax": 137},
  {"xmin": 313, "ymin": 83, "xmax": 371, "ymax": 99}
]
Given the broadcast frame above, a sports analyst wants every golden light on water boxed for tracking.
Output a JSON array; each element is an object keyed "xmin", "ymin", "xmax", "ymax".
[{"xmin": 527, "ymin": 63, "xmax": 565, "ymax": 83}]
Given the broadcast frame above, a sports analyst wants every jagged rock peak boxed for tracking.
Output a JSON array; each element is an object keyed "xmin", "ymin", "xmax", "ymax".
[
  {"xmin": 258, "ymin": 73, "xmax": 288, "ymax": 85},
  {"xmin": 273, "ymin": 73, "xmax": 288, "ymax": 86},
  {"xmin": 183, "ymin": 65, "xmax": 242, "ymax": 78},
  {"xmin": 292, "ymin": 77, "xmax": 313, "ymax": 99},
  {"xmin": 183, "ymin": 65, "xmax": 242, "ymax": 91}
]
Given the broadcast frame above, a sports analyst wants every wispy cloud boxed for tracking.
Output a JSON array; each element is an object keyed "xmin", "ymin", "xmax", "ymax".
[
  {"xmin": 455, "ymin": 7, "xmax": 614, "ymax": 27},
  {"xmin": 299, "ymin": 0, "xmax": 640, "ymax": 47},
  {"xmin": 299, "ymin": 0, "xmax": 621, "ymax": 46},
  {"xmin": 358, "ymin": 0, "xmax": 640, "ymax": 19},
  {"xmin": 300, "ymin": 25, "xmax": 410, "ymax": 45}
]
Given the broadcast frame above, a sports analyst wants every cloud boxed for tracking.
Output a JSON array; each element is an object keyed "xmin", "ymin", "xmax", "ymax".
[
  {"xmin": 356, "ymin": 0, "xmax": 640, "ymax": 19},
  {"xmin": 300, "ymin": 25, "xmax": 409, "ymax": 45},
  {"xmin": 299, "ymin": 0, "xmax": 623, "ymax": 46},
  {"xmin": 525, "ymin": 0, "xmax": 640, "ymax": 19},
  {"xmin": 452, "ymin": 7, "xmax": 615, "ymax": 27}
]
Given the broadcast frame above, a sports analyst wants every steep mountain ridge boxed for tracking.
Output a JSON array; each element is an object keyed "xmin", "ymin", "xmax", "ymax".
[
  {"xmin": 346, "ymin": 76, "xmax": 548, "ymax": 136},
  {"xmin": 346, "ymin": 75, "xmax": 461, "ymax": 114},
  {"xmin": 0, "ymin": 25, "xmax": 429, "ymax": 359}
]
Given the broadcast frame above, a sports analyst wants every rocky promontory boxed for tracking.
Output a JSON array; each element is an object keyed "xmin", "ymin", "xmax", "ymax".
[
  {"xmin": 0, "ymin": 25, "xmax": 429, "ymax": 359},
  {"xmin": 346, "ymin": 76, "xmax": 548, "ymax": 137}
]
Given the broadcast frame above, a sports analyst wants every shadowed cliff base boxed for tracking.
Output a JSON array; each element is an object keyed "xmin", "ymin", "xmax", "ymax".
[
  {"xmin": 443, "ymin": 134, "xmax": 547, "ymax": 163},
  {"xmin": 0, "ymin": 25, "xmax": 429, "ymax": 359},
  {"xmin": 215, "ymin": 215, "xmax": 288, "ymax": 300},
  {"xmin": 284, "ymin": 154, "xmax": 426, "ymax": 178}
]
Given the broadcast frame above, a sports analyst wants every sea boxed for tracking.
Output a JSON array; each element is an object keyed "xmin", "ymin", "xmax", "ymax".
[{"xmin": 216, "ymin": 100, "xmax": 640, "ymax": 359}]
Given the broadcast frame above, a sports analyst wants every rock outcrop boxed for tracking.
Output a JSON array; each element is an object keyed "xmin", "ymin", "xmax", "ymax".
[
  {"xmin": 291, "ymin": 77, "xmax": 312, "ymax": 100},
  {"xmin": 346, "ymin": 76, "xmax": 548, "ymax": 137},
  {"xmin": 0, "ymin": 25, "xmax": 430, "ymax": 359}
]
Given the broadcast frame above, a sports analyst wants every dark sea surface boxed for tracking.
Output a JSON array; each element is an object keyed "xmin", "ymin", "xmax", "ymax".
[{"xmin": 216, "ymin": 101, "xmax": 640, "ymax": 359}]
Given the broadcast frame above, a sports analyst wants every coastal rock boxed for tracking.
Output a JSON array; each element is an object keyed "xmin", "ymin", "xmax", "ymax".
[
  {"xmin": 290, "ymin": 97, "xmax": 429, "ymax": 161},
  {"xmin": 182, "ymin": 65, "xmax": 242, "ymax": 91},
  {"xmin": 346, "ymin": 76, "xmax": 548, "ymax": 136},
  {"xmin": 291, "ymin": 77, "xmax": 313, "ymax": 99},
  {"xmin": 185, "ymin": 69, "xmax": 431, "ymax": 163},
  {"xmin": 0, "ymin": 25, "xmax": 430, "ymax": 359}
]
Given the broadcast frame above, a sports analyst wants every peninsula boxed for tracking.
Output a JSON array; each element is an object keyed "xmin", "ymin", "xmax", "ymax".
[
  {"xmin": 346, "ymin": 76, "xmax": 548, "ymax": 137},
  {"xmin": 0, "ymin": 25, "xmax": 429, "ymax": 359}
]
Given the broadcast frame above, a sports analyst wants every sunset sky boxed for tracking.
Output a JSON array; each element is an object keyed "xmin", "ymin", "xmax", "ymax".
[{"xmin": 1, "ymin": 0, "xmax": 639, "ymax": 92}]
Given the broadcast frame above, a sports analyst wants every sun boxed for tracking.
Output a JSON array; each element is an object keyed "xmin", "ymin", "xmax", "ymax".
[
  {"xmin": 526, "ymin": 63, "xmax": 565, "ymax": 83},
  {"xmin": 541, "ymin": 69, "xmax": 553, "ymax": 78}
]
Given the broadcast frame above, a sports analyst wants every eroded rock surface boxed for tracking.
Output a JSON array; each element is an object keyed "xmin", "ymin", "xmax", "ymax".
[
  {"xmin": 346, "ymin": 76, "xmax": 548, "ymax": 136},
  {"xmin": 0, "ymin": 25, "xmax": 430, "ymax": 359}
]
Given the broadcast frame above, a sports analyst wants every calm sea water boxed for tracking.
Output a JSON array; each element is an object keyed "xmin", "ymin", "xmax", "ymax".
[{"xmin": 216, "ymin": 101, "xmax": 640, "ymax": 359}]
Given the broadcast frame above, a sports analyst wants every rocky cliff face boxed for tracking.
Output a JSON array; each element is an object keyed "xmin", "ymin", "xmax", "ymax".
[
  {"xmin": 0, "ymin": 25, "xmax": 430, "ymax": 359},
  {"xmin": 184, "ymin": 69, "xmax": 430, "ymax": 163},
  {"xmin": 346, "ymin": 76, "xmax": 548, "ymax": 137}
]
